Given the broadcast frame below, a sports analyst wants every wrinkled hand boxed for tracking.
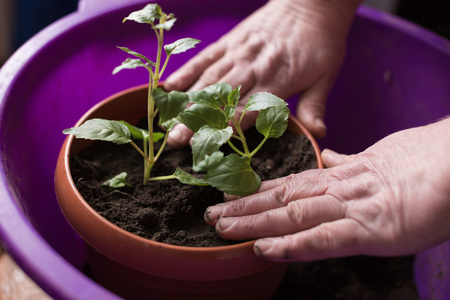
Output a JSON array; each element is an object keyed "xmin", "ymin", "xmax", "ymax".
[
  {"xmin": 204, "ymin": 118, "xmax": 450, "ymax": 262},
  {"xmin": 164, "ymin": 0, "xmax": 360, "ymax": 147}
]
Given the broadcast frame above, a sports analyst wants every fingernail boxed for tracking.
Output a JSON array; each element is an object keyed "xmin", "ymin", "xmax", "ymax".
[
  {"xmin": 255, "ymin": 239, "xmax": 274, "ymax": 256},
  {"xmin": 218, "ymin": 217, "xmax": 235, "ymax": 231},
  {"xmin": 315, "ymin": 118, "xmax": 327, "ymax": 132},
  {"xmin": 204, "ymin": 205, "xmax": 223, "ymax": 224}
]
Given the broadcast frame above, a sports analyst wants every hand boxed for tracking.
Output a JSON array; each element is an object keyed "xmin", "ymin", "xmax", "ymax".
[
  {"xmin": 164, "ymin": 0, "xmax": 361, "ymax": 147},
  {"xmin": 204, "ymin": 118, "xmax": 450, "ymax": 261}
]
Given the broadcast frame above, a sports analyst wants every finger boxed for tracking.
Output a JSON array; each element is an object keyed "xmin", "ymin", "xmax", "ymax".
[
  {"xmin": 217, "ymin": 56, "xmax": 258, "ymax": 91},
  {"xmin": 215, "ymin": 194, "xmax": 346, "ymax": 240},
  {"xmin": 167, "ymin": 124, "xmax": 193, "ymax": 148},
  {"xmin": 257, "ymin": 169, "xmax": 324, "ymax": 194},
  {"xmin": 296, "ymin": 78, "xmax": 333, "ymax": 139},
  {"xmin": 224, "ymin": 169, "xmax": 327, "ymax": 203},
  {"xmin": 189, "ymin": 58, "xmax": 234, "ymax": 91},
  {"xmin": 233, "ymin": 168, "xmax": 325, "ymax": 201},
  {"xmin": 254, "ymin": 218, "xmax": 365, "ymax": 261},
  {"xmin": 163, "ymin": 43, "xmax": 226, "ymax": 91},
  {"xmin": 206, "ymin": 172, "xmax": 331, "ymax": 225},
  {"xmin": 322, "ymin": 148, "xmax": 354, "ymax": 168}
]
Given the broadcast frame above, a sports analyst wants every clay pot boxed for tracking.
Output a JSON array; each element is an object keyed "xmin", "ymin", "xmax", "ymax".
[{"xmin": 54, "ymin": 84, "xmax": 324, "ymax": 300}]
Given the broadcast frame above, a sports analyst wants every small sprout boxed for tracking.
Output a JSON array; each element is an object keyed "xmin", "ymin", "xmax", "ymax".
[{"xmin": 102, "ymin": 172, "xmax": 132, "ymax": 189}]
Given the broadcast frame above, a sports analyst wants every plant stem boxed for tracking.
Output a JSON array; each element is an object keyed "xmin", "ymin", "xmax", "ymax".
[
  {"xmin": 130, "ymin": 141, "xmax": 152, "ymax": 164},
  {"xmin": 249, "ymin": 136, "xmax": 269, "ymax": 158},
  {"xmin": 144, "ymin": 20, "xmax": 166, "ymax": 186},
  {"xmin": 230, "ymin": 117, "xmax": 251, "ymax": 157},
  {"xmin": 149, "ymin": 174, "xmax": 176, "ymax": 181},
  {"xmin": 232, "ymin": 134, "xmax": 242, "ymax": 141},
  {"xmin": 154, "ymin": 130, "xmax": 170, "ymax": 161},
  {"xmin": 160, "ymin": 55, "xmax": 171, "ymax": 78},
  {"xmin": 144, "ymin": 72, "xmax": 155, "ymax": 186},
  {"xmin": 142, "ymin": 135, "xmax": 149, "ymax": 180},
  {"xmin": 227, "ymin": 140, "xmax": 246, "ymax": 157}
]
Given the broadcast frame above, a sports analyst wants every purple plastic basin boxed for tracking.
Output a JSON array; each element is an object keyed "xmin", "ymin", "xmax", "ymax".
[{"xmin": 0, "ymin": 0, "xmax": 449, "ymax": 299}]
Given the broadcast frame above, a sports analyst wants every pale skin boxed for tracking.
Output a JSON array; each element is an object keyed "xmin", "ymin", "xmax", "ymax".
[
  {"xmin": 166, "ymin": 0, "xmax": 450, "ymax": 261},
  {"xmin": 164, "ymin": 0, "xmax": 361, "ymax": 146},
  {"xmin": 205, "ymin": 118, "xmax": 450, "ymax": 261}
]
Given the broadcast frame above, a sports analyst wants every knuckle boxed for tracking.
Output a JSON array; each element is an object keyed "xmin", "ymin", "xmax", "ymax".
[
  {"xmin": 312, "ymin": 226, "xmax": 335, "ymax": 250},
  {"xmin": 281, "ymin": 237, "xmax": 297, "ymax": 261},
  {"xmin": 272, "ymin": 175, "xmax": 296, "ymax": 206},
  {"xmin": 223, "ymin": 199, "xmax": 247, "ymax": 216},
  {"xmin": 285, "ymin": 201, "xmax": 304, "ymax": 227},
  {"xmin": 300, "ymin": 225, "xmax": 336, "ymax": 258},
  {"xmin": 244, "ymin": 35, "xmax": 264, "ymax": 53},
  {"xmin": 235, "ymin": 35, "xmax": 265, "ymax": 61}
]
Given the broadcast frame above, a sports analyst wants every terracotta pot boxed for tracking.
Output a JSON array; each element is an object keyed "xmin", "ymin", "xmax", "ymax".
[{"xmin": 54, "ymin": 84, "xmax": 324, "ymax": 300}]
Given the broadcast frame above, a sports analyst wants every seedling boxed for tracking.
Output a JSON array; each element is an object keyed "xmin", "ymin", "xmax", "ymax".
[
  {"xmin": 63, "ymin": 4, "xmax": 290, "ymax": 197},
  {"xmin": 64, "ymin": 4, "xmax": 200, "ymax": 186}
]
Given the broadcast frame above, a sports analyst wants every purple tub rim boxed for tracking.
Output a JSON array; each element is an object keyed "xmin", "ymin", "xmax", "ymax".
[
  {"xmin": 0, "ymin": 2, "xmax": 449, "ymax": 299},
  {"xmin": 0, "ymin": 1, "xmax": 149, "ymax": 299}
]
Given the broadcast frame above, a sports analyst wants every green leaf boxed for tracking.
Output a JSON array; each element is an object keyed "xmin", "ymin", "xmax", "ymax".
[
  {"xmin": 63, "ymin": 119, "xmax": 131, "ymax": 144},
  {"xmin": 186, "ymin": 83, "xmax": 232, "ymax": 108},
  {"xmin": 203, "ymin": 83, "xmax": 232, "ymax": 106},
  {"xmin": 193, "ymin": 151, "xmax": 224, "ymax": 173},
  {"xmin": 123, "ymin": 4, "xmax": 162, "ymax": 24},
  {"xmin": 204, "ymin": 154, "xmax": 261, "ymax": 196},
  {"xmin": 152, "ymin": 88, "xmax": 189, "ymax": 125},
  {"xmin": 154, "ymin": 18, "xmax": 177, "ymax": 31},
  {"xmin": 180, "ymin": 105, "xmax": 227, "ymax": 132},
  {"xmin": 224, "ymin": 86, "xmax": 241, "ymax": 120},
  {"xmin": 102, "ymin": 172, "xmax": 132, "ymax": 189},
  {"xmin": 164, "ymin": 38, "xmax": 201, "ymax": 55},
  {"xmin": 192, "ymin": 126, "xmax": 233, "ymax": 171},
  {"xmin": 244, "ymin": 92, "xmax": 287, "ymax": 112},
  {"xmin": 224, "ymin": 105, "xmax": 236, "ymax": 121},
  {"xmin": 120, "ymin": 120, "xmax": 164, "ymax": 142},
  {"xmin": 152, "ymin": 132, "xmax": 165, "ymax": 143},
  {"xmin": 228, "ymin": 86, "xmax": 241, "ymax": 106},
  {"xmin": 119, "ymin": 121, "xmax": 148, "ymax": 140},
  {"xmin": 162, "ymin": 117, "xmax": 180, "ymax": 131},
  {"xmin": 113, "ymin": 58, "xmax": 148, "ymax": 75},
  {"xmin": 256, "ymin": 105, "xmax": 290, "ymax": 138},
  {"xmin": 172, "ymin": 168, "xmax": 209, "ymax": 186},
  {"xmin": 116, "ymin": 47, "xmax": 154, "ymax": 66},
  {"xmin": 185, "ymin": 90, "xmax": 217, "ymax": 108}
]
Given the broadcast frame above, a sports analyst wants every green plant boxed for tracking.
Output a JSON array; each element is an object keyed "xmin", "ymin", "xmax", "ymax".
[
  {"xmin": 63, "ymin": 4, "xmax": 200, "ymax": 186},
  {"xmin": 178, "ymin": 83, "xmax": 289, "ymax": 196},
  {"xmin": 63, "ymin": 4, "xmax": 290, "ymax": 197}
]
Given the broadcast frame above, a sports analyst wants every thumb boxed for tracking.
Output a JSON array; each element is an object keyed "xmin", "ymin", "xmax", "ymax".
[
  {"xmin": 295, "ymin": 80, "xmax": 331, "ymax": 139},
  {"xmin": 321, "ymin": 149, "xmax": 354, "ymax": 168},
  {"xmin": 167, "ymin": 124, "xmax": 193, "ymax": 149}
]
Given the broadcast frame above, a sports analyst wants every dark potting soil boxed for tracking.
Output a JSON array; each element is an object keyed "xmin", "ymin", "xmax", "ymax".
[
  {"xmin": 71, "ymin": 125, "xmax": 418, "ymax": 299},
  {"xmin": 70, "ymin": 126, "xmax": 317, "ymax": 247}
]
